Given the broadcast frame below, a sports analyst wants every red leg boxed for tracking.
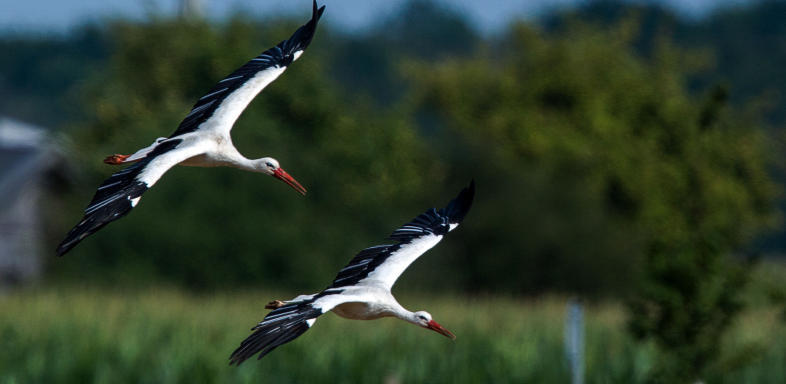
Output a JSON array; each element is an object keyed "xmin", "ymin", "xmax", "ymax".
[
  {"xmin": 103, "ymin": 154, "xmax": 131, "ymax": 165},
  {"xmin": 265, "ymin": 300, "xmax": 285, "ymax": 309}
]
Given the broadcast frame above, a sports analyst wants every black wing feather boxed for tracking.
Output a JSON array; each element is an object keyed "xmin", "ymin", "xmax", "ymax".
[
  {"xmin": 328, "ymin": 181, "xmax": 476, "ymax": 289},
  {"xmin": 168, "ymin": 1, "xmax": 325, "ymax": 138},
  {"xmin": 55, "ymin": 139, "xmax": 182, "ymax": 256},
  {"xmin": 389, "ymin": 180, "xmax": 475, "ymax": 241},
  {"xmin": 439, "ymin": 179, "xmax": 475, "ymax": 225},
  {"xmin": 328, "ymin": 244, "xmax": 399, "ymax": 289},
  {"xmin": 229, "ymin": 297, "xmax": 326, "ymax": 365}
]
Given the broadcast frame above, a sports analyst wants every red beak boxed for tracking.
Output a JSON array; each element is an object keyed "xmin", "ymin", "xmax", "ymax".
[
  {"xmin": 273, "ymin": 168, "xmax": 307, "ymax": 195},
  {"xmin": 426, "ymin": 320, "xmax": 456, "ymax": 340}
]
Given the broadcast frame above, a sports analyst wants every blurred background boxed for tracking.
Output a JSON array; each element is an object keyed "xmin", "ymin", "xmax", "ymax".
[{"xmin": 1, "ymin": 0, "xmax": 785, "ymax": 382}]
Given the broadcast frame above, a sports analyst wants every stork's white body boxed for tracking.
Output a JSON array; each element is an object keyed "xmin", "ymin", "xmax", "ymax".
[
  {"xmin": 172, "ymin": 134, "xmax": 245, "ymax": 168},
  {"xmin": 291, "ymin": 286, "xmax": 408, "ymax": 321},
  {"xmin": 332, "ymin": 289, "xmax": 402, "ymax": 321}
]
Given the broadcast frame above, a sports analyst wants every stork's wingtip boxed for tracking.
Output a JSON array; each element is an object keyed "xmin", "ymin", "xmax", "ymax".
[
  {"xmin": 313, "ymin": 1, "xmax": 325, "ymax": 20},
  {"xmin": 443, "ymin": 180, "xmax": 475, "ymax": 225},
  {"xmin": 460, "ymin": 180, "xmax": 476, "ymax": 206},
  {"xmin": 55, "ymin": 240, "xmax": 72, "ymax": 257}
]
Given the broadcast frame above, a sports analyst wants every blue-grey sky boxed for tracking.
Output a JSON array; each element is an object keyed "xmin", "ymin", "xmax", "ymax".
[{"xmin": 0, "ymin": 0, "xmax": 755, "ymax": 35}]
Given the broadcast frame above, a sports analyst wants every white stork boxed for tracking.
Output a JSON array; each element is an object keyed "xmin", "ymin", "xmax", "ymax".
[
  {"xmin": 229, "ymin": 181, "xmax": 475, "ymax": 365},
  {"xmin": 56, "ymin": 1, "xmax": 325, "ymax": 256}
]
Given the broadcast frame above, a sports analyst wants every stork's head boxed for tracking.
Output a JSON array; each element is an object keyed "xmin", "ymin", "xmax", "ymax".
[
  {"xmin": 257, "ymin": 157, "xmax": 307, "ymax": 195},
  {"xmin": 413, "ymin": 311, "xmax": 455, "ymax": 339}
]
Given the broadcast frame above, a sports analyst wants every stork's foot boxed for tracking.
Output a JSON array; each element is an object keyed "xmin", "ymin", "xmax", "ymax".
[
  {"xmin": 265, "ymin": 300, "xmax": 285, "ymax": 309},
  {"xmin": 104, "ymin": 154, "xmax": 131, "ymax": 165}
]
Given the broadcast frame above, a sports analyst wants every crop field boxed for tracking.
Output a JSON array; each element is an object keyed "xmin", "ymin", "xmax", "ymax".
[{"xmin": 0, "ymin": 287, "xmax": 784, "ymax": 383}]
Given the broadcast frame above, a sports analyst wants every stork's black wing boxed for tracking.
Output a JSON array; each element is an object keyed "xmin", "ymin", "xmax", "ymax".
[
  {"xmin": 56, "ymin": 138, "xmax": 204, "ymax": 256},
  {"xmin": 229, "ymin": 290, "xmax": 343, "ymax": 365},
  {"xmin": 328, "ymin": 181, "xmax": 475, "ymax": 290},
  {"xmin": 169, "ymin": 1, "xmax": 325, "ymax": 138}
]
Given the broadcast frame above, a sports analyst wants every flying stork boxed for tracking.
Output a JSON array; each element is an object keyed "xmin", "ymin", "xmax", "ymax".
[
  {"xmin": 56, "ymin": 1, "xmax": 325, "ymax": 257},
  {"xmin": 229, "ymin": 181, "xmax": 475, "ymax": 364}
]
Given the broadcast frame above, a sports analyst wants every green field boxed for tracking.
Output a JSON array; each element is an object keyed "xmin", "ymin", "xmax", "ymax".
[{"xmin": 0, "ymin": 287, "xmax": 784, "ymax": 383}]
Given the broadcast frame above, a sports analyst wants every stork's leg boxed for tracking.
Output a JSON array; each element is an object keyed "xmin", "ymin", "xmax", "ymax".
[
  {"xmin": 103, "ymin": 154, "xmax": 133, "ymax": 165},
  {"xmin": 265, "ymin": 300, "xmax": 286, "ymax": 309}
]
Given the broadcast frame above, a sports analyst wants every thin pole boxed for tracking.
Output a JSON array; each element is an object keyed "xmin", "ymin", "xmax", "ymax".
[{"xmin": 564, "ymin": 298, "xmax": 585, "ymax": 384}]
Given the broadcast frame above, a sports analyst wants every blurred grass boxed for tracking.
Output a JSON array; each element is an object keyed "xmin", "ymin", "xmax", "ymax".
[{"xmin": 0, "ymin": 286, "xmax": 783, "ymax": 383}]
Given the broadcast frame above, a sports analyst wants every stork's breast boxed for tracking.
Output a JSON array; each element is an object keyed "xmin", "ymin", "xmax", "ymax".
[
  {"xmin": 179, "ymin": 154, "xmax": 221, "ymax": 167},
  {"xmin": 332, "ymin": 302, "xmax": 388, "ymax": 320}
]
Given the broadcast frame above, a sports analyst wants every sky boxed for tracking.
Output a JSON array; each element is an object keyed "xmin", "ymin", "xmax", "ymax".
[{"xmin": 0, "ymin": 0, "xmax": 756, "ymax": 35}]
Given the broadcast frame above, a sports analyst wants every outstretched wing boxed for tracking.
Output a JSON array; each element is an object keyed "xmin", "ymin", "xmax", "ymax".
[
  {"xmin": 328, "ymin": 181, "xmax": 475, "ymax": 291},
  {"xmin": 168, "ymin": 0, "xmax": 325, "ymax": 138},
  {"xmin": 229, "ymin": 289, "xmax": 350, "ymax": 365},
  {"xmin": 56, "ymin": 139, "xmax": 205, "ymax": 256}
]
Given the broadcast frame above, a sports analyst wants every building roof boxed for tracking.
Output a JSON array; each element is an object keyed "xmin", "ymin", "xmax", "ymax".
[
  {"xmin": 0, "ymin": 117, "xmax": 56, "ymax": 212},
  {"xmin": 0, "ymin": 118, "xmax": 46, "ymax": 149}
]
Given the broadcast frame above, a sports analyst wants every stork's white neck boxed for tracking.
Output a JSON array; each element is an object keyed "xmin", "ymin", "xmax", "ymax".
[
  {"xmin": 211, "ymin": 144, "xmax": 272, "ymax": 175},
  {"xmin": 231, "ymin": 156, "xmax": 277, "ymax": 175},
  {"xmin": 401, "ymin": 310, "xmax": 421, "ymax": 325},
  {"xmin": 228, "ymin": 155, "xmax": 258, "ymax": 171},
  {"xmin": 385, "ymin": 301, "xmax": 419, "ymax": 325}
]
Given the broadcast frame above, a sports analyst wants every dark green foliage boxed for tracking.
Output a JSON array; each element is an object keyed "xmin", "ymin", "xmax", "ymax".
[
  {"xmin": 548, "ymin": 0, "xmax": 786, "ymax": 126},
  {"xmin": 328, "ymin": 0, "xmax": 480, "ymax": 106},
  {"xmin": 413, "ymin": 22, "xmax": 775, "ymax": 382}
]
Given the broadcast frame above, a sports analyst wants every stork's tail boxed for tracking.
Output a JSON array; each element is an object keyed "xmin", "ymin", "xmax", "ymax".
[{"xmin": 103, "ymin": 137, "xmax": 169, "ymax": 165}]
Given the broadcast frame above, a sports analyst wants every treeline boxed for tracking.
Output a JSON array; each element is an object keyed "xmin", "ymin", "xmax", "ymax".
[
  {"xmin": 4, "ymin": 1, "xmax": 786, "ymax": 127},
  {"xmin": 4, "ymin": 2, "xmax": 763, "ymax": 295},
  {"xmin": 19, "ymin": 0, "xmax": 772, "ymax": 294}
]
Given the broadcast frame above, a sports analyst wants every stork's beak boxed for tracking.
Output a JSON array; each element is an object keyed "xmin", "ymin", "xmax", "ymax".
[
  {"xmin": 273, "ymin": 168, "xmax": 307, "ymax": 195},
  {"xmin": 426, "ymin": 320, "xmax": 456, "ymax": 340}
]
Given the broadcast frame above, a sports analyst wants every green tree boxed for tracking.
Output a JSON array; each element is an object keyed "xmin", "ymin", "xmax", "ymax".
[
  {"xmin": 413, "ymin": 22, "xmax": 776, "ymax": 381},
  {"xmin": 328, "ymin": 0, "xmax": 479, "ymax": 106},
  {"xmin": 0, "ymin": 25, "xmax": 109, "ymax": 126}
]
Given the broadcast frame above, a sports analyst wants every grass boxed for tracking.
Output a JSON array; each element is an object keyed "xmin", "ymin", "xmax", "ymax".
[{"xmin": 0, "ymin": 286, "xmax": 783, "ymax": 383}]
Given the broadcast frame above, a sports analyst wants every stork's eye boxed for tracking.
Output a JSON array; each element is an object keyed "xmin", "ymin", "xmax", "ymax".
[
  {"xmin": 418, "ymin": 314, "xmax": 427, "ymax": 321},
  {"xmin": 265, "ymin": 162, "xmax": 275, "ymax": 168}
]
